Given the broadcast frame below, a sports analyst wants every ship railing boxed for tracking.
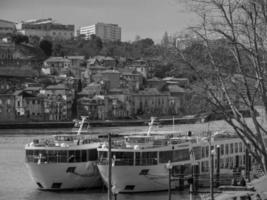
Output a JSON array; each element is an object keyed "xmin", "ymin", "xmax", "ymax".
[
  {"xmin": 98, "ymin": 158, "xmax": 158, "ymax": 166},
  {"xmin": 101, "ymin": 141, "xmax": 174, "ymax": 150}
]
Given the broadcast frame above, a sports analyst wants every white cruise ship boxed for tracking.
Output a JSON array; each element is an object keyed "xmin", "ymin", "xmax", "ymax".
[
  {"xmin": 97, "ymin": 118, "xmax": 253, "ymax": 193},
  {"xmin": 25, "ymin": 117, "xmax": 102, "ymax": 190}
]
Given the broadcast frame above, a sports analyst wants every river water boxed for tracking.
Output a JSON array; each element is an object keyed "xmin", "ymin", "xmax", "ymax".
[{"xmin": 0, "ymin": 120, "xmax": 244, "ymax": 200}]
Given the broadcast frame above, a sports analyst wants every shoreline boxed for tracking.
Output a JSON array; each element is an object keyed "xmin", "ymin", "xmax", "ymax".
[{"xmin": 0, "ymin": 116, "xmax": 202, "ymax": 129}]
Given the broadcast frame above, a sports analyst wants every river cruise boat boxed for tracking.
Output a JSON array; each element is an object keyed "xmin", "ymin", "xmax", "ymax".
[
  {"xmin": 25, "ymin": 117, "xmax": 102, "ymax": 190},
  {"xmin": 97, "ymin": 118, "xmax": 255, "ymax": 193}
]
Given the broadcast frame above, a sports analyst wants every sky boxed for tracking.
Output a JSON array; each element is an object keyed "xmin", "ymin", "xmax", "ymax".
[{"xmin": 0, "ymin": 0, "xmax": 199, "ymax": 42}]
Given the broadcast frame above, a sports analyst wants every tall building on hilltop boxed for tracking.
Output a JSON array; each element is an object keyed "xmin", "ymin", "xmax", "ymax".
[
  {"xmin": 0, "ymin": 19, "xmax": 16, "ymax": 37},
  {"xmin": 79, "ymin": 23, "xmax": 121, "ymax": 41},
  {"xmin": 17, "ymin": 18, "xmax": 74, "ymax": 40}
]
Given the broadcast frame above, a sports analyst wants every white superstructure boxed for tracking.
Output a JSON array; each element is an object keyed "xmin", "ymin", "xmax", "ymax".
[
  {"xmin": 25, "ymin": 117, "xmax": 102, "ymax": 190},
  {"xmin": 79, "ymin": 23, "xmax": 121, "ymax": 41},
  {"xmin": 97, "ymin": 119, "xmax": 254, "ymax": 193}
]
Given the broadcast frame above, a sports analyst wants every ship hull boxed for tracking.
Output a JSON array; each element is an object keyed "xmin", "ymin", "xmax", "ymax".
[
  {"xmin": 97, "ymin": 165, "xmax": 236, "ymax": 193},
  {"xmin": 97, "ymin": 164, "xmax": 176, "ymax": 193},
  {"xmin": 26, "ymin": 161, "xmax": 102, "ymax": 190}
]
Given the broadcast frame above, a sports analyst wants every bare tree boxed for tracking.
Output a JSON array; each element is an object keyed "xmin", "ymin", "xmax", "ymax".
[{"xmin": 179, "ymin": 0, "xmax": 267, "ymax": 173}]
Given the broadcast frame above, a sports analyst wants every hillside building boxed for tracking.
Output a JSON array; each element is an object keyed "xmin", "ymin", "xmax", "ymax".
[
  {"xmin": 17, "ymin": 18, "xmax": 74, "ymax": 40},
  {"xmin": 79, "ymin": 23, "xmax": 121, "ymax": 41},
  {"xmin": 0, "ymin": 19, "xmax": 16, "ymax": 37}
]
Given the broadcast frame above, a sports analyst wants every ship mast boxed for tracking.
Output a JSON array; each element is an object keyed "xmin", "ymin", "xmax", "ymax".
[
  {"xmin": 77, "ymin": 116, "xmax": 87, "ymax": 136},
  {"xmin": 147, "ymin": 117, "xmax": 155, "ymax": 136}
]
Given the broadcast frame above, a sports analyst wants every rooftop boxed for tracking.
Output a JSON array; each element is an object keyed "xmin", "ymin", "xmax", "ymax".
[
  {"xmin": 45, "ymin": 57, "xmax": 70, "ymax": 63},
  {"xmin": 101, "ymin": 70, "xmax": 120, "ymax": 74},
  {"xmin": 134, "ymin": 88, "xmax": 168, "ymax": 96},
  {"xmin": 168, "ymin": 85, "xmax": 185, "ymax": 93},
  {"xmin": 46, "ymin": 84, "xmax": 68, "ymax": 90},
  {"xmin": 0, "ymin": 67, "xmax": 38, "ymax": 78},
  {"xmin": 66, "ymin": 56, "xmax": 85, "ymax": 60}
]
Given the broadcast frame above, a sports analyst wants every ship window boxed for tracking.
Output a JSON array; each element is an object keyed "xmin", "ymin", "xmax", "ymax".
[
  {"xmin": 75, "ymin": 150, "xmax": 81, "ymax": 162},
  {"xmin": 136, "ymin": 152, "xmax": 157, "ymax": 166},
  {"xmin": 201, "ymin": 161, "xmax": 209, "ymax": 172},
  {"xmin": 51, "ymin": 182, "xmax": 62, "ymax": 189},
  {"xmin": 112, "ymin": 152, "xmax": 134, "ymax": 166},
  {"xmin": 88, "ymin": 149, "xmax": 97, "ymax": 161},
  {"xmin": 57, "ymin": 150, "xmax": 67, "ymax": 162},
  {"xmin": 172, "ymin": 149, "xmax": 190, "ymax": 162},
  {"xmin": 201, "ymin": 147, "xmax": 205, "ymax": 158},
  {"xmin": 124, "ymin": 185, "xmax": 135, "ymax": 190},
  {"xmin": 36, "ymin": 182, "xmax": 43, "ymax": 188},
  {"xmin": 25, "ymin": 150, "xmax": 34, "ymax": 162},
  {"xmin": 159, "ymin": 151, "xmax": 173, "ymax": 163},
  {"xmin": 192, "ymin": 147, "xmax": 202, "ymax": 160},
  {"xmin": 139, "ymin": 169, "xmax": 149, "ymax": 175},
  {"xmin": 98, "ymin": 151, "xmax": 107, "ymax": 163},
  {"xmin": 206, "ymin": 146, "xmax": 209, "ymax": 157},
  {"xmin": 47, "ymin": 150, "xmax": 57, "ymax": 162},
  {"xmin": 81, "ymin": 150, "xmax": 87, "ymax": 162},
  {"xmin": 68, "ymin": 150, "xmax": 76, "ymax": 162}
]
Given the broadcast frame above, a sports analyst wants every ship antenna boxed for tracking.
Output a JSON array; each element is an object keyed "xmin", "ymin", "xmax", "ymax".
[
  {"xmin": 172, "ymin": 116, "xmax": 174, "ymax": 133},
  {"xmin": 77, "ymin": 116, "xmax": 87, "ymax": 136},
  {"xmin": 147, "ymin": 117, "xmax": 155, "ymax": 136}
]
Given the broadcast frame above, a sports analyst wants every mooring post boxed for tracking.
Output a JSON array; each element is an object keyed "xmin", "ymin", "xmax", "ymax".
[
  {"xmin": 216, "ymin": 145, "xmax": 220, "ymax": 187},
  {"xmin": 108, "ymin": 133, "xmax": 112, "ymax": 200},
  {"xmin": 209, "ymin": 144, "xmax": 214, "ymax": 200}
]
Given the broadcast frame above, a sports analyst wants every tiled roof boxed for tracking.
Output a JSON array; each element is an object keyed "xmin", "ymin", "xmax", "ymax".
[
  {"xmin": 0, "ymin": 67, "xmax": 38, "ymax": 78},
  {"xmin": 13, "ymin": 90, "xmax": 35, "ymax": 97},
  {"xmin": 87, "ymin": 58, "xmax": 97, "ymax": 65},
  {"xmin": 133, "ymin": 88, "xmax": 168, "ymax": 96},
  {"xmin": 147, "ymin": 77, "xmax": 163, "ymax": 82},
  {"xmin": 168, "ymin": 85, "xmax": 185, "ymax": 93},
  {"xmin": 101, "ymin": 70, "xmax": 120, "ymax": 74},
  {"xmin": 46, "ymin": 84, "xmax": 68, "ymax": 90},
  {"xmin": 45, "ymin": 57, "xmax": 70, "ymax": 63},
  {"xmin": 163, "ymin": 77, "xmax": 189, "ymax": 81},
  {"xmin": 66, "ymin": 56, "xmax": 85, "ymax": 60}
]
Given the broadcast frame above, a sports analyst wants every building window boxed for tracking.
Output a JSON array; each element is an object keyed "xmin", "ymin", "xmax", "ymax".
[
  {"xmin": 220, "ymin": 144, "xmax": 224, "ymax": 155},
  {"xmin": 239, "ymin": 142, "xmax": 243, "ymax": 152},
  {"xmin": 0, "ymin": 99, "xmax": 2, "ymax": 105},
  {"xmin": 235, "ymin": 143, "xmax": 238, "ymax": 153},
  {"xmin": 230, "ymin": 143, "xmax": 233, "ymax": 154},
  {"xmin": 225, "ymin": 144, "xmax": 229, "ymax": 155},
  {"xmin": 7, "ymin": 99, "xmax": 11, "ymax": 105}
]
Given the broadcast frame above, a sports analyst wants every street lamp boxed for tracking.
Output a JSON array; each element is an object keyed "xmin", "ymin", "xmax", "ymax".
[
  {"xmin": 216, "ymin": 144, "xmax": 220, "ymax": 188},
  {"xmin": 210, "ymin": 144, "xmax": 215, "ymax": 200},
  {"xmin": 202, "ymin": 131, "xmax": 220, "ymax": 200},
  {"xmin": 166, "ymin": 160, "xmax": 173, "ymax": 200},
  {"xmin": 112, "ymin": 184, "xmax": 119, "ymax": 200}
]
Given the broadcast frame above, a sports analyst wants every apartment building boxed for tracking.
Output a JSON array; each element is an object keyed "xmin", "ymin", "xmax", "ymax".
[
  {"xmin": 17, "ymin": 18, "xmax": 74, "ymax": 40},
  {"xmin": 79, "ymin": 23, "xmax": 121, "ymax": 41}
]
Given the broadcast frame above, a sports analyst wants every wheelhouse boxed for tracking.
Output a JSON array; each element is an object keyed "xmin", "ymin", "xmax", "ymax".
[{"xmin": 25, "ymin": 148, "xmax": 98, "ymax": 163}]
